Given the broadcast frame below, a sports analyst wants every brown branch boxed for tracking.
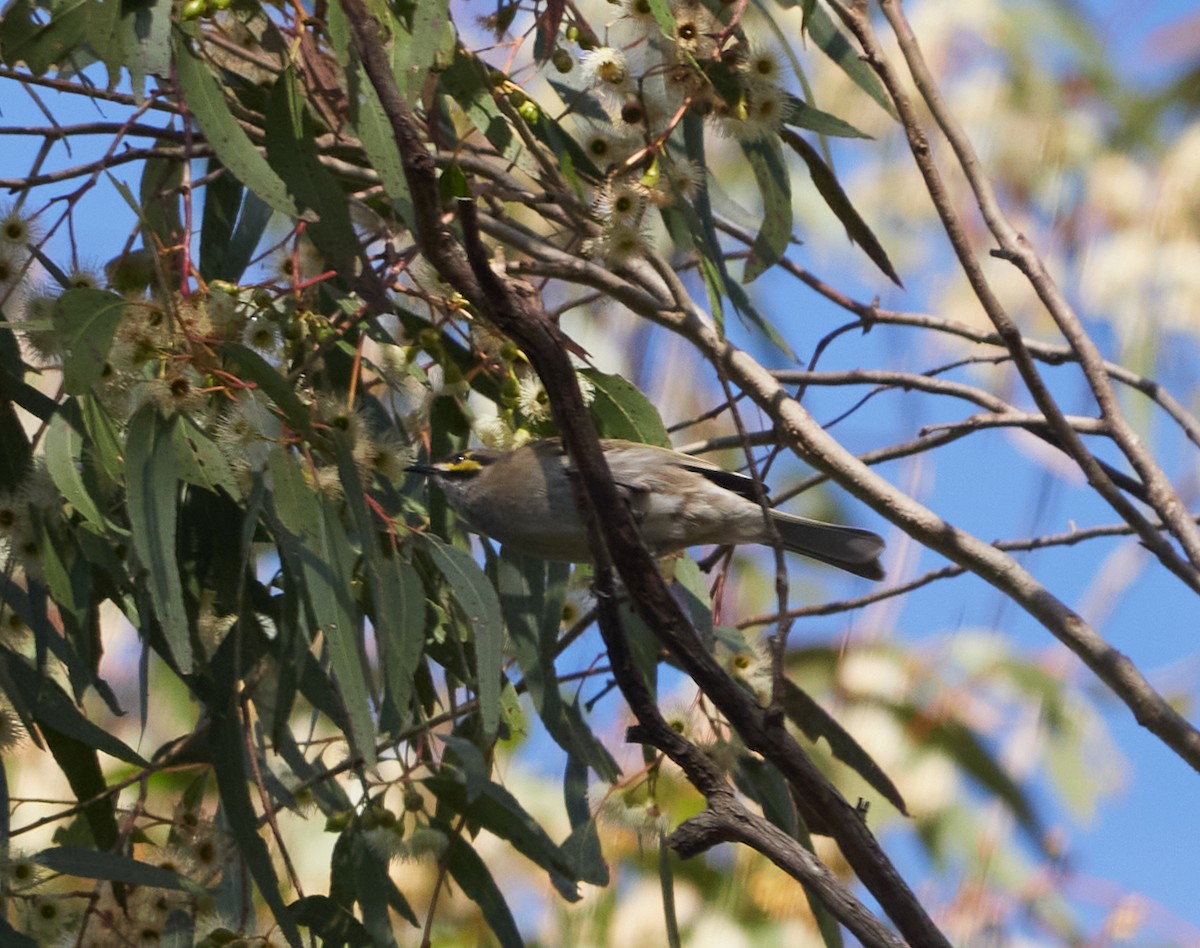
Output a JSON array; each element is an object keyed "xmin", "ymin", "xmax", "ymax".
[
  {"xmin": 874, "ymin": 0, "xmax": 1200, "ymax": 572},
  {"xmin": 336, "ymin": 1, "xmax": 947, "ymax": 941},
  {"xmin": 827, "ymin": 0, "xmax": 1200, "ymax": 592}
]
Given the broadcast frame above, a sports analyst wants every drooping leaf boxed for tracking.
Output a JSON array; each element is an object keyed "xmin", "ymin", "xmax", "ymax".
[
  {"xmin": 274, "ymin": 452, "xmax": 376, "ymax": 767},
  {"xmin": 496, "ymin": 550, "xmax": 619, "ymax": 781},
  {"xmin": 221, "ymin": 343, "xmax": 313, "ymax": 439},
  {"xmin": 425, "ymin": 772, "xmax": 582, "ymax": 900},
  {"xmin": 561, "ymin": 751, "xmax": 609, "ymax": 886},
  {"xmin": 786, "ymin": 0, "xmax": 897, "ymax": 119},
  {"xmin": 170, "ymin": 414, "xmax": 240, "ymax": 497},
  {"xmin": 263, "ymin": 67, "xmax": 359, "ymax": 276},
  {"xmin": 438, "ymin": 50, "xmax": 541, "ymax": 179},
  {"xmin": 174, "ymin": 33, "xmax": 310, "ymax": 220},
  {"xmin": 52, "ymin": 288, "xmax": 125, "ymax": 395},
  {"xmin": 735, "ymin": 754, "xmax": 843, "ymax": 947},
  {"xmin": 0, "ymin": 0, "xmax": 91, "ymax": 75},
  {"xmin": 333, "ymin": 435, "xmax": 424, "ymax": 730},
  {"xmin": 290, "ymin": 895, "xmax": 375, "ymax": 947},
  {"xmin": 34, "ymin": 846, "xmax": 188, "ymax": 888},
  {"xmin": 893, "ymin": 703, "xmax": 1045, "ymax": 847},
  {"xmin": 421, "ymin": 535, "xmax": 504, "ymax": 741},
  {"xmin": 784, "ymin": 95, "xmax": 872, "ymax": 139},
  {"xmin": 781, "ymin": 680, "xmax": 907, "ymax": 815},
  {"xmin": 209, "ymin": 700, "xmax": 303, "ymax": 947},
  {"xmin": 739, "ymin": 134, "xmax": 792, "ymax": 283},
  {"xmin": 326, "ymin": 1, "xmax": 415, "ymax": 225},
  {"xmin": 782, "ymin": 128, "xmax": 902, "ymax": 286},
  {"xmin": 125, "ymin": 405, "xmax": 191, "ymax": 670},
  {"xmin": 440, "ymin": 822, "xmax": 522, "ymax": 948},
  {"xmin": 392, "ymin": 0, "xmax": 452, "ymax": 104},
  {"xmin": 2, "ymin": 647, "xmax": 145, "ymax": 769},
  {"xmin": 45, "ymin": 408, "xmax": 110, "ymax": 532}
]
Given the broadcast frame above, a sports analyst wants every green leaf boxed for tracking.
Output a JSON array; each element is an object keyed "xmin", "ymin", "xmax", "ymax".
[
  {"xmin": 221, "ymin": 343, "xmax": 313, "ymax": 439},
  {"xmin": 264, "ymin": 68, "xmax": 359, "ymax": 276},
  {"xmin": 198, "ymin": 161, "xmax": 244, "ymax": 281},
  {"xmin": 734, "ymin": 754, "xmax": 842, "ymax": 947},
  {"xmin": 333, "ymin": 435, "xmax": 424, "ymax": 729},
  {"xmin": 290, "ymin": 895, "xmax": 375, "ymax": 946},
  {"xmin": 781, "ymin": 681, "xmax": 907, "ymax": 815},
  {"xmin": 80, "ymin": 394, "xmax": 124, "ymax": 482},
  {"xmin": 330, "ymin": 826, "xmax": 417, "ymax": 936},
  {"xmin": 582, "ymin": 369, "xmax": 670, "ymax": 446},
  {"xmin": 324, "ymin": 0, "xmax": 415, "ymax": 226},
  {"xmin": 659, "ymin": 840, "xmax": 682, "ymax": 948},
  {"xmin": 394, "ymin": 0, "xmax": 452, "ymax": 104},
  {"xmin": 294, "ymin": 486, "xmax": 377, "ymax": 767},
  {"xmin": 496, "ymin": 551, "xmax": 619, "ymax": 781},
  {"xmin": 125, "ymin": 405, "xmax": 191, "ymax": 670},
  {"xmin": 52, "ymin": 288, "xmax": 125, "ymax": 395},
  {"xmin": 895, "ymin": 704, "xmax": 1045, "ymax": 846},
  {"xmin": 641, "ymin": 0, "xmax": 676, "ymax": 37},
  {"xmin": 0, "ymin": 0, "xmax": 91, "ymax": 75},
  {"xmin": 438, "ymin": 50, "xmax": 541, "ymax": 179},
  {"xmin": 45, "ymin": 408, "xmax": 110, "ymax": 532},
  {"xmin": 101, "ymin": 0, "xmax": 171, "ymax": 98},
  {"xmin": 739, "ymin": 135, "xmax": 792, "ymax": 283},
  {"xmin": 1, "ymin": 649, "xmax": 146, "ymax": 768},
  {"xmin": 170, "ymin": 414, "xmax": 240, "ymax": 497},
  {"xmin": 440, "ymin": 822, "xmax": 523, "ymax": 948},
  {"xmin": 421, "ymin": 535, "xmax": 503, "ymax": 741},
  {"xmin": 790, "ymin": 0, "xmax": 897, "ymax": 119},
  {"xmin": 174, "ymin": 33, "xmax": 310, "ymax": 220},
  {"xmin": 209, "ymin": 701, "xmax": 303, "ymax": 947},
  {"xmin": 782, "ymin": 129, "xmax": 901, "ymax": 286},
  {"xmin": 784, "ymin": 95, "xmax": 872, "ymax": 139},
  {"xmin": 561, "ymin": 752, "xmax": 609, "ymax": 886},
  {"xmin": 34, "ymin": 846, "xmax": 188, "ymax": 888},
  {"xmin": 426, "ymin": 773, "xmax": 581, "ymax": 900}
]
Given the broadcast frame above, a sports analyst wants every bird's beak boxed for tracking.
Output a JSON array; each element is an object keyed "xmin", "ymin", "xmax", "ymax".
[{"xmin": 405, "ymin": 463, "xmax": 439, "ymax": 476}]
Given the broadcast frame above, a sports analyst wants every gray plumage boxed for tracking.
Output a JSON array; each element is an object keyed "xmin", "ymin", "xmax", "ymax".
[{"xmin": 409, "ymin": 439, "xmax": 884, "ymax": 580}]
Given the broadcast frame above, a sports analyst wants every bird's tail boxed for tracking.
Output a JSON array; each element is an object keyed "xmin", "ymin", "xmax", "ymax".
[{"xmin": 769, "ymin": 511, "xmax": 885, "ymax": 580}]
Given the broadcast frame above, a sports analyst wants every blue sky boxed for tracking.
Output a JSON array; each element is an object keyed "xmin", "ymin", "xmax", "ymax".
[{"xmin": 5, "ymin": 0, "xmax": 1200, "ymax": 941}]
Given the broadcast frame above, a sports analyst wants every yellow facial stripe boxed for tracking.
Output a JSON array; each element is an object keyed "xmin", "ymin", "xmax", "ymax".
[{"xmin": 442, "ymin": 457, "xmax": 484, "ymax": 474}]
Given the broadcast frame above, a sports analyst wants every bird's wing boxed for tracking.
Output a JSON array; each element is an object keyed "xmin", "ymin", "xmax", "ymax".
[{"xmin": 677, "ymin": 462, "xmax": 759, "ymax": 501}]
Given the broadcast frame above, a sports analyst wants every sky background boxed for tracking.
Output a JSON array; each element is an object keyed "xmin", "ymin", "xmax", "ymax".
[{"xmin": 5, "ymin": 0, "xmax": 1200, "ymax": 942}]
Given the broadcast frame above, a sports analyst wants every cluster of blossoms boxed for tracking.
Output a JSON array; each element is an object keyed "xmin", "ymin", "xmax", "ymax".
[
  {"xmin": 0, "ymin": 801, "xmax": 236, "ymax": 945},
  {"xmin": 562, "ymin": 0, "xmax": 791, "ymax": 263}
]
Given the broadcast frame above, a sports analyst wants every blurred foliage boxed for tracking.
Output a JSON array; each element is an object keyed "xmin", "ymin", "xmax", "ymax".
[{"xmin": 0, "ymin": 0, "xmax": 1193, "ymax": 944}]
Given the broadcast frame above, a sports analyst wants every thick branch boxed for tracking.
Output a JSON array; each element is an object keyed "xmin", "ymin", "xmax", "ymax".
[{"xmin": 337, "ymin": 1, "xmax": 948, "ymax": 940}]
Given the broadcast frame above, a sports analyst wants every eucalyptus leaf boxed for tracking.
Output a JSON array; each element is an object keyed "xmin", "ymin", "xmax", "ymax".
[{"xmin": 125, "ymin": 405, "xmax": 191, "ymax": 670}]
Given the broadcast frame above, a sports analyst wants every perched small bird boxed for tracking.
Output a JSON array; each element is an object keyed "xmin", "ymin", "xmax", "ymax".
[{"xmin": 408, "ymin": 438, "xmax": 885, "ymax": 580}]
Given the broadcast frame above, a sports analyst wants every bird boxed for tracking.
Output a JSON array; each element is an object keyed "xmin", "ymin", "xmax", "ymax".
[{"xmin": 408, "ymin": 438, "xmax": 885, "ymax": 580}]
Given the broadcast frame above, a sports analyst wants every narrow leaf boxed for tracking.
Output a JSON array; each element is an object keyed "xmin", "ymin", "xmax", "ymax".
[
  {"xmin": 782, "ymin": 681, "xmax": 907, "ymax": 814},
  {"xmin": 209, "ymin": 703, "xmax": 303, "ymax": 947},
  {"xmin": 174, "ymin": 33, "xmax": 310, "ymax": 220},
  {"xmin": 422, "ymin": 536, "xmax": 503, "ymax": 740},
  {"xmin": 496, "ymin": 551, "xmax": 618, "ymax": 781},
  {"xmin": 441, "ymin": 823, "xmax": 522, "ymax": 948},
  {"xmin": 44, "ymin": 410, "xmax": 110, "ymax": 531},
  {"xmin": 790, "ymin": 0, "xmax": 897, "ymax": 119},
  {"xmin": 125, "ymin": 405, "xmax": 191, "ymax": 670},
  {"xmin": 264, "ymin": 68, "xmax": 359, "ymax": 275},
  {"xmin": 782, "ymin": 129, "xmax": 902, "ymax": 286},
  {"xmin": 739, "ymin": 135, "xmax": 792, "ymax": 283},
  {"xmin": 784, "ymin": 95, "xmax": 871, "ymax": 139},
  {"xmin": 34, "ymin": 846, "xmax": 187, "ymax": 888}
]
